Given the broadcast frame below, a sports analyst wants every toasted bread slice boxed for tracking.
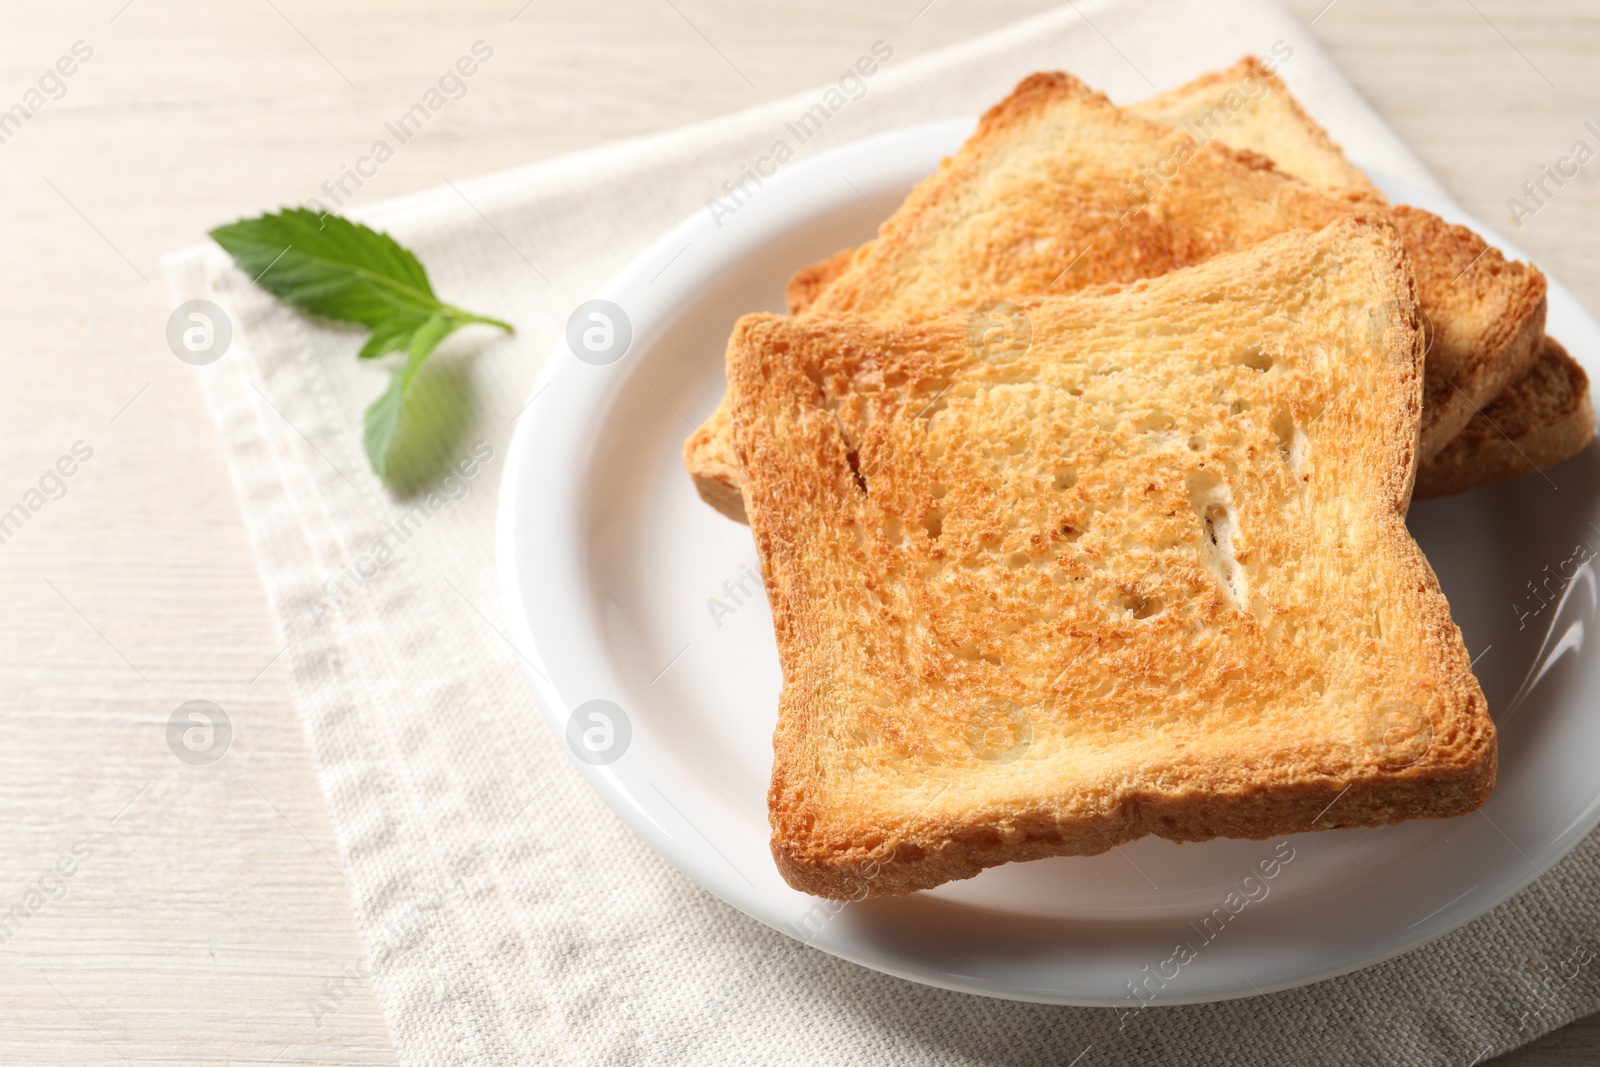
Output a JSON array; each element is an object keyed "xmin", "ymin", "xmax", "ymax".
[
  {"xmin": 727, "ymin": 218, "xmax": 1494, "ymax": 898},
  {"xmin": 784, "ymin": 51, "xmax": 1382, "ymax": 313},
  {"xmin": 1129, "ymin": 57, "xmax": 1382, "ymax": 201},
  {"xmin": 800, "ymin": 72, "xmax": 1349, "ymax": 316},
  {"xmin": 1417, "ymin": 338, "xmax": 1595, "ymax": 499},
  {"xmin": 688, "ymin": 66, "xmax": 1548, "ymax": 521}
]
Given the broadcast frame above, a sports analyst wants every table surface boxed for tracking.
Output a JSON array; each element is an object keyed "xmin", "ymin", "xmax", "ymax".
[{"xmin": 3, "ymin": 0, "xmax": 1596, "ymax": 1062}]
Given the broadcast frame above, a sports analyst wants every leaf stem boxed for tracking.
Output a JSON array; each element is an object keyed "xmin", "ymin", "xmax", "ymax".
[{"xmin": 450, "ymin": 307, "xmax": 515, "ymax": 334}]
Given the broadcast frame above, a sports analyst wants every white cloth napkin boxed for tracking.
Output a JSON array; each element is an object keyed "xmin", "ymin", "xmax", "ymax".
[{"xmin": 163, "ymin": 2, "xmax": 1600, "ymax": 1063}]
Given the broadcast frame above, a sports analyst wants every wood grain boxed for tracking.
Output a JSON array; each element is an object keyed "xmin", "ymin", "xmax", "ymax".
[{"xmin": 0, "ymin": 1, "xmax": 1591, "ymax": 1062}]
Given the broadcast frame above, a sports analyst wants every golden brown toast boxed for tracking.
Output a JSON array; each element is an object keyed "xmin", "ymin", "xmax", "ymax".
[
  {"xmin": 1417, "ymin": 337, "xmax": 1595, "ymax": 499},
  {"xmin": 688, "ymin": 63, "xmax": 1549, "ymax": 522},
  {"xmin": 1130, "ymin": 57, "xmax": 1382, "ymax": 201},
  {"xmin": 727, "ymin": 219, "xmax": 1494, "ymax": 898}
]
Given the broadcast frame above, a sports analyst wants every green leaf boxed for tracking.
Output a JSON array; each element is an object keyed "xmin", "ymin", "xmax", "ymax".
[
  {"xmin": 357, "ymin": 315, "xmax": 430, "ymax": 361},
  {"xmin": 209, "ymin": 208, "xmax": 513, "ymax": 482},
  {"xmin": 363, "ymin": 312, "xmax": 456, "ymax": 479}
]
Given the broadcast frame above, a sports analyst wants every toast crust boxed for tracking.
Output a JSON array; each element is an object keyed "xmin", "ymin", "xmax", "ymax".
[
  {"xmin": 1417, "ymin": 338, "xmax": 1594, "ymax": 499},
  {"xmin": 1391, "ymin": 205, "xmax": 1549, "ymax": 457},
  {"xmin": 786, "ymin": 247, "xmax": 858, "ymax": 316},
  {"xmin": 683, "ymin": 406, "xmax": 747, "ymax": 523},
  {"xmin": 728, "ymin": 220, "xmax": 1494, "ymax": 898},
  {"xmin": 689, "ymin": 65, "xmax": 1550, "ymax": 520}
]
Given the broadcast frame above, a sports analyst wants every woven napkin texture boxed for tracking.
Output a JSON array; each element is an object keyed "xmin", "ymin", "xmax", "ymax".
[{"xmin": 163, "ymin": 1, "xmax": 1600, "ymax": 1063}]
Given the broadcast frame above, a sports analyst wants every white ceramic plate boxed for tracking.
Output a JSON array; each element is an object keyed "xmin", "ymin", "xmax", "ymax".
[{"xmin": 497, "ymin": 118, "xmax": 1600, "ymax": 1006}]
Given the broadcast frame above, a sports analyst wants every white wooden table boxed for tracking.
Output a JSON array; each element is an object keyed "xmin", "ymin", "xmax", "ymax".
[{"xmin": 1, "ymin": 1, "xmax": 1593, "ymax": 1062}]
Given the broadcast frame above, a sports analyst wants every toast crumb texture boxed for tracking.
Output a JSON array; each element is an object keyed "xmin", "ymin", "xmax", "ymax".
[{"xmin": 727, "ymin": 219, "xmax": 1494, "ymax": 898}]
